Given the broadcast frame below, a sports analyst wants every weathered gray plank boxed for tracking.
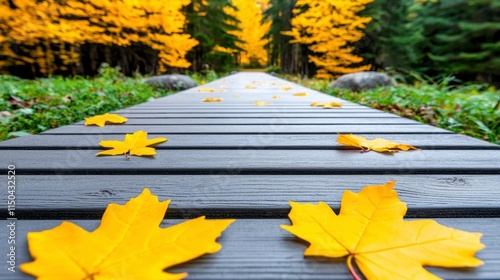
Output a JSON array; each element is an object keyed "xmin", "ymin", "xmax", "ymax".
[
  {"xmin": 117, "ymin": 112, "xmax": 400, "ymax": 118},
  {"xmin": 41, "ymin": 124, "xmax": 452, "ymax": 134},
  {"xmin": 116, "ymin": 108, "xmax": 375, "ymax": 114},
  {"xmin": 74, "ymin": 118, "xmax": 421, "ymax": 125},
  {"xmin": 0, "ymin": 219, "xmax": 497, "ymax": 279},
  {"xmin": 2, "ymin": 175, "xmax": 499, "ymax": 217},
  {"xmin": 1, "ymin": 134, "xmax": 497, "ymax": 149},
  {"xmin": 130, "ymin": 102, "xmax": 363, "ymax": 107},
  {"xmin": 1, "ymin": 150, "xmax": 499, "ymax": 174}
]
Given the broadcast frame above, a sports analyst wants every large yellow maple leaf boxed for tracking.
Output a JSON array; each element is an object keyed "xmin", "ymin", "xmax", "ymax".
[
  {"xmin": 281, "ymin": 181, "xmax": 484, "ymax": 280},
  {"xmin": 20, "ymin": 188, "xmax": 235, "ymax": 280},
  {"xmin": 337, "ymin": 133, "xmax": 418, "ymax": 153},
  {"xmin": 84, "ymin": 113, "xmax": 127, "ymax": 127},
  {"xmin": 97, "ymin": 130, "xmax": 167, "ymax": 156}
]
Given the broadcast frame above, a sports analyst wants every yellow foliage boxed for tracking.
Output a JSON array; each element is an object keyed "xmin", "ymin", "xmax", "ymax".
[
  {"xmin": 226, "ymin": 0, "xmax": 271, "ymax": 66},
  {"xmin": 0, "ymin": 0, "xmax": 197, "ymax": 75},
  {"xmin": 283, "ymin": 0, "xmax": 373, "ymax": 77}
]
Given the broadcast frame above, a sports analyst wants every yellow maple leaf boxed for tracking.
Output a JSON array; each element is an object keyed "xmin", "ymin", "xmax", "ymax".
[
  {"xmin": 97, "ymin": 130, "xmax": 167, "ymax": 156},
  {"xmin": 272, "ymin": 95, "xmax": 280, "ymax": 99},
  {"xmin": 311, "ymin": 102, "xmax": 342, "ymax": 108},
  {"xmin": 281, "ymin": 87, "xmax": 292, "ymax": 91},
  {"xmin": 84, "ymin": 113, "xmax": 127, "ymax": 127},
  {"xmin": 293, "ymin": 92, "xmax": 308, "ymax": 96},
  {"xmin": 337, "ymin": 133, "xmax": 418, "ymax": 153},
  {"xmin": 202, "ymin": 97, "xmax": 223, "ymax": 102},
  {"xmin": 253, "ymin": 101, "xmax": 272, "ymax": 106},
  {"xmin": 282, "ymin": 181, "xmax": 484, "ymax": 280},
  {"xmin": 198, "ymin": 88, "xmax": 215, "ymax": 92},
  {"xmin": 245, "ymin": 85, "xmax": 257, "ymax": 89},
  {"xmin": 20, "ymin": 188, "xmax": 235, "ymax": 280}
]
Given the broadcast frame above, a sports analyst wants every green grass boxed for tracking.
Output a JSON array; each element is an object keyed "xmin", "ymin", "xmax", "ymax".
[
  {"xmin": 0, "ymin": 66, "xmax": 220, "ymax": 142},
  {"xmin": 282, "ymin": 74, "xmax": 500, "ymax": 144}
]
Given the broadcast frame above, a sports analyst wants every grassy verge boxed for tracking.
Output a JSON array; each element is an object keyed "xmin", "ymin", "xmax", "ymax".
[
  {"xmin": 282, "ymin": 75, "xmax": 500, "ymax": 144},
  {"xmin": 0, "ymin": 66, "xmax": 219, "ymax": 142}
]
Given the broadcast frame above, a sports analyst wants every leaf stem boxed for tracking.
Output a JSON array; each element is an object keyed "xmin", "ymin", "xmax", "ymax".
[{"xmin": 347, "ymin": 255, "xmax": 362, "ymax": 280}]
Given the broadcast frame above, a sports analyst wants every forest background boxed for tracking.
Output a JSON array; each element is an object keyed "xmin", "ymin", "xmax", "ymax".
[{"xmin": 0, "ymin": 0, "xmax": 499, "ymax": 143}]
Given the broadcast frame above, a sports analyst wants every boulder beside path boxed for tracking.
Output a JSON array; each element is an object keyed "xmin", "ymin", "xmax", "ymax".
[{"xmin": 330, "ymin": 71, "xmax": 393, "ymax": 91}]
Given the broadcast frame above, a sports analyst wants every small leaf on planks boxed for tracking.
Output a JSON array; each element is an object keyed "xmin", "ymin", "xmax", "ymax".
[
  {"xmin": 337, "ymin": 133, "xmax": 418, "ymax": 153},
  {"xmin": 198, "ymin": 87, "xmax": 215, "ymax": 92},
  {"xmin": 245, "ymin": 85, "xmax": 257, "ymax": 89},
  {"xmin": 311, "ymin": 102, "xmax": 342, "ymax": 109},
  {"xmin": 253, "ymin": 101, "xmax": 272, "ymax": 106},
  {"xmin": 97, "ymin": 130, "xmax": 167, "ymax": 157},
  {"xmin": 293, "ymin": 92, "xmax": 309, "ymax": 96},
  {"xmin": 202, "ymin": 97, "xmax": 223, "ymax": 102},
  {"xmin": 281, "ymin": 181, "xmax": 484, "ymax": 280},
  {"xmin": 272, "ymin": 95, "xmax": 280, "ymax": 99},
  {"xmin": 84, "ymin": 113, "xmax": 127, "ymax": 127},
  {"xmin": 20, "ymin": 188, "xmax": 235, "ymax": 280}
]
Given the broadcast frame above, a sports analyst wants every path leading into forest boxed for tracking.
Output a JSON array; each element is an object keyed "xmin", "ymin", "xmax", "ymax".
[{"xmin": 0, "ymin": 73, "xmax": 499, "ymax": 279}]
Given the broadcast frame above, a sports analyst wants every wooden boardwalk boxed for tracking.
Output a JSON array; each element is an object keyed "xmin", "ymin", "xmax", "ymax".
[{"xmin": 1, "ymin": 72, "xmax": 500, "ymax": 279}]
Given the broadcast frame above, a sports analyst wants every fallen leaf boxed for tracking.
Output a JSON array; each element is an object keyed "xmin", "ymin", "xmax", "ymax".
[
  {"xmin": 337, "ymin": 134, "xmax": 418, "ymax": 153},
  {"xmin": 198, "ymin": 88, "xmax": 215, "ymax": 92},
  {"xmin": 281, "ymin": 87, "xmax": 292, "ymax": 91},
  {"xmin": 272, "ymin": 96, "xmax": 280, "ymax": 99},
  {"xmin": 202, "ymin": 97, "xmax": 223, "ymax": 102},
  {"xmin": 282, "ymin": 181, "xmax": 484, "ymax": 280},
  {"xmin": 84, "ymin": 113, "xmax": 128, "ymax": 127},
  {"xmin": 293, "ymin": 92, "xmax": 309, "ymax": 96},
  {"xmin": 20, "ymin": 188, "xmax": 234, "ymax": 280},
  {"xmin": 311, "ymin": 102, "xmax": 342, "ymax": 108},
  {"xmin": 97, "ymin": 130, "xmax": 167, "ymax": 156},
  {"xmin": 253, "ymin": 101, "xmax": 272, "ymax": 106},
  {"xmin": 245, "ymin": 85, "xmax": 257, "ymax": 89}
]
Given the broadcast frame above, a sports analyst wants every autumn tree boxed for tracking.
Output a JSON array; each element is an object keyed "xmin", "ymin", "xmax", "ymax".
[
  {"xmin": 283, "ymin": 0, "xmax": 373, "ymax": 78},
  {"xmin": 226, "ymin": 0, "xmax": 271, "ymax": 67},
  {"xmin": 0, "ymin": 0, "xmax": 197, "ymax": 77}
]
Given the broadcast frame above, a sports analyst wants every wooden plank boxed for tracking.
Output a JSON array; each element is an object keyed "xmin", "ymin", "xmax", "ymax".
[
  {"xmin": 1, "ymin": 134, "xmax": 497, "ymax": 149},
  {"xmin": 116, "ymin": 112, "xmax": 400, "ymax": 118},
  {"xmin": 40, "ymin": 124, "xmax": 452, "ymax": 134},
  {"xmin": 130, "ymin": 102, "xmax": 363, "ymax": 107},
  {"xmin": 74, "ymin": 118, "xmax": 421, "ymax": 125},
  {"xmin": 0, "ymin": 219, "xmax": 498, "ymax": 279},
  {"xmin": 116, "ymin": 108, "xmax": 376, "ymax": 114},
  {"xmin": 1, "ymin": 150, "xmax": 499, "ymax": 174},
  {"xmin": 132, "ymin": 103, "xmax": 362, "ymax": 107},
  {"xmin": 2, "ymin": 175, "xmax": 499, "ymax": 218}
]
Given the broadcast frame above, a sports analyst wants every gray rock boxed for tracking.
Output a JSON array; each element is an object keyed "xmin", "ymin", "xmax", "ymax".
[
  {"xmin": 330, "ymin": 71, "xmax": 393, "ymax": 91},
  {"xmin": 144, "ymin": 74, "xmax": 197, "ymax": 90}
]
